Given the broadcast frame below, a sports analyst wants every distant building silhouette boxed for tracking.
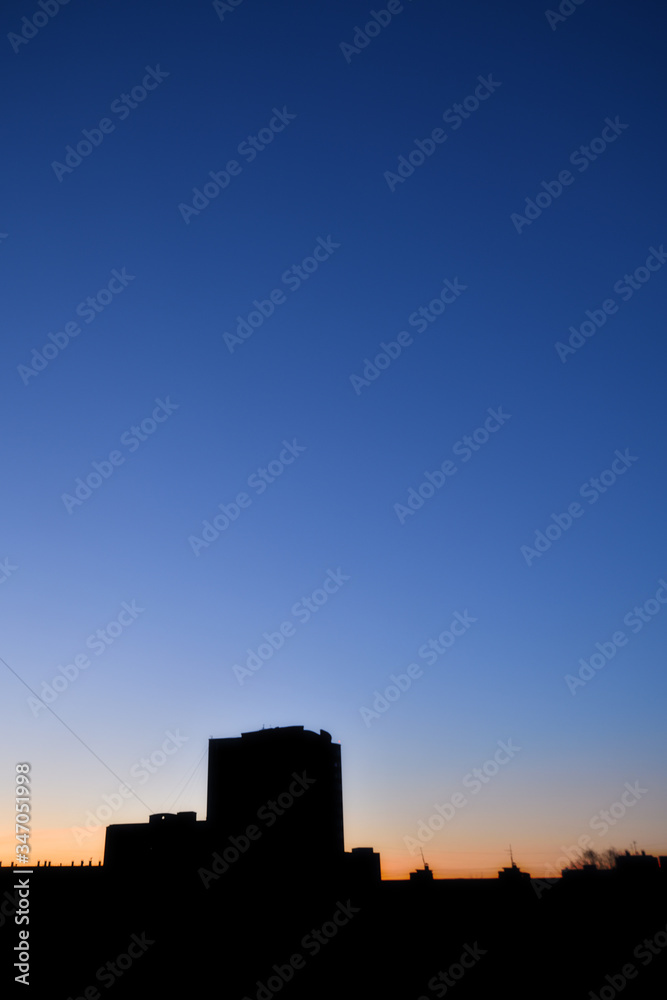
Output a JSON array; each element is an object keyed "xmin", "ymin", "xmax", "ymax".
[
  {"xmin": 498, "ymin": 847, "xmax": 531, "ymax": 885},
  {"xmin": 409, "ymin": 862, "xmax": 434, "ymax": 883},
  {"xmin": 615, "ymin": 849, "xmax": 660, "ymax": 876}
]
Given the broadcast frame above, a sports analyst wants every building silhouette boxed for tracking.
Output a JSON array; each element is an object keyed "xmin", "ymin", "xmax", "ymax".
[
  {"xmin": 206, "ymin": 725, "xmax": 344, "ymax": 867},
  {"xmin": 104, "ymin": 726, "xmax": 346, "ymax": 881}
]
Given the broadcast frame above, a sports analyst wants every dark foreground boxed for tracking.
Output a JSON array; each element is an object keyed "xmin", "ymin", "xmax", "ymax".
[{"xmin": 1, "ymin": 861, "xmax": 666, "ymax": 999}]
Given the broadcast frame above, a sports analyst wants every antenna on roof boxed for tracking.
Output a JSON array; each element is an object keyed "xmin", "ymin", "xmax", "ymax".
[{"xmin": 509, "ymin": 843, "xmax": 515, "ymax": 866}]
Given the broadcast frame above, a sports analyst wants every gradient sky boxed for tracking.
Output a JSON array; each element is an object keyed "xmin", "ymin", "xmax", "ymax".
[{"xmin": 2, "ymin": 0, "xmax": 666, "ymax": 878}]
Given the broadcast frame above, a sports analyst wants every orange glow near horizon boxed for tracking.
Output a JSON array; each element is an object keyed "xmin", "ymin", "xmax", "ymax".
[
  {"xmin": 0, "ymin": 828, "xmax": 105, "ymax": 869},
  {"xmin": 5, "ymin": 828, "xmax": 663, "ymax": 879}
]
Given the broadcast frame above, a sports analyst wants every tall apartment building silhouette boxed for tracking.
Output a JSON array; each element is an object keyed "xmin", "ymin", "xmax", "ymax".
[{"xmin": 206, "ymin": 726, "xmax": 344, "ymax": 859}]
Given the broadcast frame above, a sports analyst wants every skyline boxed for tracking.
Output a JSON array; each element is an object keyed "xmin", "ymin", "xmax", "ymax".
[
  {"xmin": 5, "ymin": 722, "xmax": 661, "ymax": 884},
  {"xmin": 2, "ymin": 0, "xmax": 666, "ymax": 882},
  {"xmin": 2, "ymin": 714, "xmax": 662, "ymax": 880},
  {"xmin": 8, "ymin": 728, "xmax": 665, "ymax": 996}
]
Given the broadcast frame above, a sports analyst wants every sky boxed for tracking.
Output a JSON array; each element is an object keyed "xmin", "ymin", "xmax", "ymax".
[{"xmin": 1, "ymin": 0, "xmax": 666, "ymax": 879}]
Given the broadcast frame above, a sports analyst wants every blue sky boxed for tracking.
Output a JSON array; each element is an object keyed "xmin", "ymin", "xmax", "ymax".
[{"xmin": 1, "ymin": 0, "xmax": 666, "ymax": 876}]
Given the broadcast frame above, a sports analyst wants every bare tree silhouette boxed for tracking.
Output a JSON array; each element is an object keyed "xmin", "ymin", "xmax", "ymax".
[{"xmin": 566, "ymin": 846, "xmax": 620, "ymax": 870}]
